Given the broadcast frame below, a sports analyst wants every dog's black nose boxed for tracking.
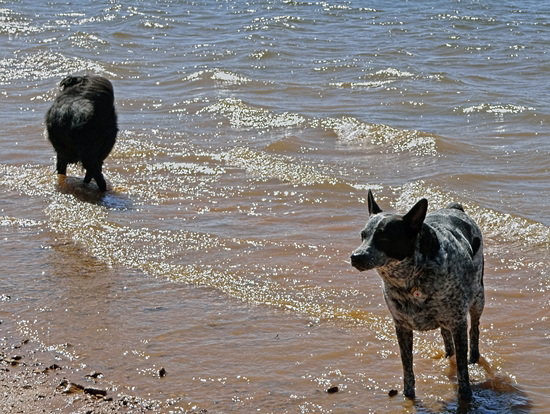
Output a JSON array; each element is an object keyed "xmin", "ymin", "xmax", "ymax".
[{"xmin": 350, "ymin": 253, "xmax": 365, "ymax": 271}]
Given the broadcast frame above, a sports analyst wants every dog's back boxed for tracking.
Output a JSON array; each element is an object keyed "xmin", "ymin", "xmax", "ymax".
[
  {"xmin": 45, "ymin": 75, "xmax": 118, "ymax": 191},
  {"xmin": 47, "ymin": 75, "xmax": 116, "ymax": 139},
  {"xmin": 426, "ymin": 203, "xmax": 482, "ymax": 259},
  {"xmin": 58, "ymin": 75, "xmax": 114, "ymax": 105}
]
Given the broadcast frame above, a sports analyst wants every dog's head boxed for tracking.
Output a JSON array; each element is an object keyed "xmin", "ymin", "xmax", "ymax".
[{"xmin": 350, "ymin": 190, "xmax": 428, "ymax": 271}]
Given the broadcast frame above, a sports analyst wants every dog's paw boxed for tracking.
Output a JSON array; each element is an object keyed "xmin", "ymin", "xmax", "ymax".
[{"xmin": 403, "ymin": 389, "xmax": 416, "ymax": 399}]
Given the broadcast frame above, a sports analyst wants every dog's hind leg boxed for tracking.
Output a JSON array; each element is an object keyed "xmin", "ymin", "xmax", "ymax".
[
  {"xmin": 452, "ymin": 320, "xmax": 472, "ymax": 400},
  {"xmin": 84, "ymin": 170, "xmax": 107, "ymax": 191},
  {"xmin": 395, "ymin": 324, "xmax": 415, "ymax": 399},
  {"xmin": 469, "ymin": 294, "xmax": 484, "ymax": 364},
  {"xmin": 56, "ymin": 158, "xmax": 68, "ymax": 175},
  {"xmin": 441, "ymin": 327, "xmax": 455, "ymax": 357},
  {"xmin": 83, "ymin": 163, "xmax": 107, "ymax": 191},
  {"xmin": 94, "ymin": 171, "xmax": 107, "ymax": 192}
]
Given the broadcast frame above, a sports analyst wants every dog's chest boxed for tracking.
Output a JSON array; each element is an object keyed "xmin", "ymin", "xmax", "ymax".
[
  {"xmin": 384, "ymin": 288, "xmax": 441, "ymax": 331},
  {"xmin": 384, "ymin": 291, "xmax": 436, "ymax": 330},
  {"xmin": 379, "ymin": 268, "xmax": 454, "ymax": 331}
]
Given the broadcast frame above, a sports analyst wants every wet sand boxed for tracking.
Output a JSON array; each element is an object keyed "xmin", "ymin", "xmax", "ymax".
[{"xmin": 0, "ymin": 316, "xmax": 193, "ymax": 414}]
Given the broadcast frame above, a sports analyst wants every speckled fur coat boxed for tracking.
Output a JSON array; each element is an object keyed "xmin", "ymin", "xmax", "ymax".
[{"xmin": 351, "ymin": 190, "xmax": 484, "ymax": 400}]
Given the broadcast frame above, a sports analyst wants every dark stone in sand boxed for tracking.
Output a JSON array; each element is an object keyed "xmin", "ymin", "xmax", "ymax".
[
  {"xmin": 36, "ymin": 363, "xmax": 61, "ymax": 374},
  {"xmin": 8, "ymin": 356, "xmax": 23, "ymax": 366},
  {"xmin": 58, "ymin": 379, "xmax": 84, "ymax": 394},
  {"xmin": 326, "ymin": 386, "xmax": 339, "ymax": 394},
  {"xmin": 84, "ymin": 387, "xmax": 107, "ymax": 397}
]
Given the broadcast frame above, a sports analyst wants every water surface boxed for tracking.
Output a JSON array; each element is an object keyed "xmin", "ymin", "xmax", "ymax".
[{"xmin": 1, "ymin": 1, "xmax": 548, "ymax": 412}]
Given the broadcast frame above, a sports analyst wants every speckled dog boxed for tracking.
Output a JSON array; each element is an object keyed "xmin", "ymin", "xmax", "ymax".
[{"xmin": 350, "ymin": 190, "xmax": 484, "ymax": 400}]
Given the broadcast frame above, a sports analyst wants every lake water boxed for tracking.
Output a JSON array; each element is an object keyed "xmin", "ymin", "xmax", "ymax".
[{"xmin": 1, "ymin": 1, "xmax": 549, "ymax": 412}]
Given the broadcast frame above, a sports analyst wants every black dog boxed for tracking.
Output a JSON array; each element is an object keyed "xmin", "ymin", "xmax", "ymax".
[
  {"xmin": 351, "ymin": 190, "xmax": 484, "ymax": 400},
  {"xmin": 45, "ymin": 75, "xmax": 118, "ymax": 191}
]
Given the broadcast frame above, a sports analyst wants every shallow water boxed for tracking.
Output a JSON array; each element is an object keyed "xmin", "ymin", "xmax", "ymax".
[{"xmin": 1, "ymin": 1, "xmax": 549, "ymax": 412}]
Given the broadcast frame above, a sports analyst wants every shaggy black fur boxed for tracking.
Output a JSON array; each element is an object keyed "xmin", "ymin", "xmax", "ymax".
[
  {"xmin": 351, "ymin": 190, "xmax": 485, "ymax": 401},
  {"xmin": 45, "ymin": 75, "xmax": 118, "ymax": 191}
]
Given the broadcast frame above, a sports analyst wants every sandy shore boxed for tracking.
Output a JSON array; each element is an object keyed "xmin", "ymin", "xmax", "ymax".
[{"xmin": 0, "ymin": 315, "xmax": 195, "ymax": 413}]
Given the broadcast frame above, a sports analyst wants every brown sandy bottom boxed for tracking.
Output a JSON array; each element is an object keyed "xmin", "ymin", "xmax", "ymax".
[{"xmin": 0, "ymin": 316, "xmax": 198, "ymax": 414}]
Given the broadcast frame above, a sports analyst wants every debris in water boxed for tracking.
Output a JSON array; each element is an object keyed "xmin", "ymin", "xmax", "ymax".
[
  {"xmin": 388, "ymin": 389, "xmax": 398, "ymax": 397},
  {"xmin": 58, "ymin": 379, "xmax": 84, "ymax": 394},
  {"xmin": 326, "ymin": 386, "xmax": 339, "ymax": 394},
  {"xmin": 159, "ymin": 367, "xmax": 167, "ymax": 377},
  {"xmin": 84, "ymin": 387, "xmax": 107, "ymax": 397}
]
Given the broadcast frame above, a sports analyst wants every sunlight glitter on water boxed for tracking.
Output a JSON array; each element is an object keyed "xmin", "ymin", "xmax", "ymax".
[{"xmin": 1, "ymin": 1, "xmax": 549, "ymax": 412}]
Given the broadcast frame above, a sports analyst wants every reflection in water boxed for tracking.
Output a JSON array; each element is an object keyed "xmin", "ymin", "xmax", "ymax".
[
  {"xmin": 401, "ymin": 356, "xmax": 531, "ymax": 413},
  {"xmin": 56, "ymin": 174, "xmax": 131, "ymax": 210}
]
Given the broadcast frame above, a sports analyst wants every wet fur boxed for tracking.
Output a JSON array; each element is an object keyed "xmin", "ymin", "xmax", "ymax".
[
  {"xmin": 351, "ymin": 190, "xmax": 484, "ymax": 400},
  {"xmin": 45, "ymin": 75, "xmax": 118, "ymax": 191}
]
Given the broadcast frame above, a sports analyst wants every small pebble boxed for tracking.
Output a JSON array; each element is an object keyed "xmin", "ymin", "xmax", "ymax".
[
  {"xmin": 84, "ymin": 387, "xmax": 107, "ymax": 397},
  {"xmin": 59, "ymin": 380, "xmax": 84, "ymax": 394},
  {"xmin": 159, "ymin": 367, "xmax": 167, "ymax": 378},
  {"xmin": 388, "ymin": 389, "xmax": 398, "ymax": 397},
  {"xmin": 326, "ymin": 386, "xmax": 339, "ymax": 394}
]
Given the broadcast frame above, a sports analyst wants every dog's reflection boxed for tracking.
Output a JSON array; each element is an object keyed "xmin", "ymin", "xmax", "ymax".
[{"xmin": 56, "ymin": 174, "xmax": 130, "ymax": 209}]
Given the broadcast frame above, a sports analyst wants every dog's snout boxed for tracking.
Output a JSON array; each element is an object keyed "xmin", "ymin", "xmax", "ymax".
[{"xmin": 350, "ymin": 252, "xmax": 367, "ymax": 271}]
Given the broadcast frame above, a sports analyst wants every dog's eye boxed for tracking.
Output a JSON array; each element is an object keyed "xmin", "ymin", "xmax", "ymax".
[
  {"xmin": 378, "ymin": 236, "xmax": 391, "ymax": 245},
  {"xmin": 375, "ymin": 233, "xmax": 392, "ymax": 246}
]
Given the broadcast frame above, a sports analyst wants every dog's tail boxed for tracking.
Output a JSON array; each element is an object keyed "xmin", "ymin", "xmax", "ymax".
[{"xmin": 446, "ymin": 202, "xmax": 465, "ymax": 212}]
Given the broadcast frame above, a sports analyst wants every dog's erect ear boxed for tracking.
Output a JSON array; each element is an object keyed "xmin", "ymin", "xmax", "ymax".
[
  {"xmin": 367, "ymin": 190, "xmax": 383, "ymax": 216},
  {"xmin": 403, "ymin": 198, "xmax": 428, "ymax": 233}
]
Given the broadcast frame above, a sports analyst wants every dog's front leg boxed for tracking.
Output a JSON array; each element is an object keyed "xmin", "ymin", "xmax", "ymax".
[
  {"xmin": 395, "ymin": 324, "xmax": 415, "ymax": 399},
  {"xmin": 452, "ymin": 321, "xmax": 473, "ymax": 400},
  {"xmin": 441, "ymin": 327, "xmax": 455, "ymax": 357}
]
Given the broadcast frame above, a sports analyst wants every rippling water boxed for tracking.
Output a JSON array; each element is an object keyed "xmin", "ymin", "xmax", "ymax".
[{"xmin": 1, "ymin": 1, "xmax": 549, "ymax": 412}]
